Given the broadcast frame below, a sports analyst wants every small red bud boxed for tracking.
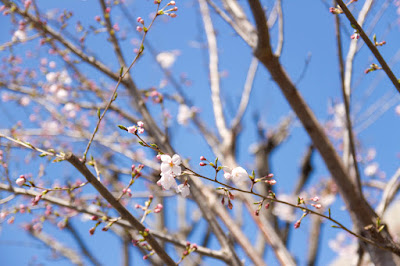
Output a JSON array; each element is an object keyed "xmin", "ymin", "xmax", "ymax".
[{"xmin": 294, "ymin": 221, "xmax": 301, "ymax": 229}]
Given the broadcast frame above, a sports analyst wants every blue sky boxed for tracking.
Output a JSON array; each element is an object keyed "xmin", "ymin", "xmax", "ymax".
[{"xmin": 1, "ymin": 0, "xmax": 400, "ymax": 265}]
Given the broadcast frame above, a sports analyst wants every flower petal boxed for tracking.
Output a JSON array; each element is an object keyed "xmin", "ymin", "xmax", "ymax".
[
  {"xmin": 160, "ymin": 154, "xmax": 172, "ymax": 163},
  {"xmin": 172, "ymin": 154, "xmax": 181, "ymax": 165},
  {"xmin": 172, "ymin": 165, "xmax": 181, "ymax": 176},
  {"xmin": 161, "ymin": 163, "xmax": 172, "ymax": 174}
]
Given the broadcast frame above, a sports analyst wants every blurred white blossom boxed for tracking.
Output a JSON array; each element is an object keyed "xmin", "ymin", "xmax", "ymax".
[
  {"xmin": 156, "ymin": 50, "xmax": 180, "ymax": 68},
  {"xmin": 12, "ymin": 30, "xmax": 27, "ymax": 42}
]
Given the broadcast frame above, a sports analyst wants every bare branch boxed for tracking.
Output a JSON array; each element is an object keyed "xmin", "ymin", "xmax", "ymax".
[
  {"xmin": 335, "ymin": 0, "xmax": 400, "ymax": 95},
  {"xmin": 231, "ymin": 57, "xmax": 258, "ymax": 130},
  {"xmin": 64, "ymin": 152, "xmax": 176, "ymax": 266},
  {"xmin": 198, "ymin": 0, "xmax": 230, "ymax": 142},
  {"xmin": 376, "ymin": 167, "xmax": 400, "ymax": 216},
  {"xmin": 28, "ymin": 228, "xmax": 84, "ymax": 266},
  {"xmin": 65, "ymin": 223, "xmax": 102, "ymax": 266},
  {"xmin": 274, "ymin": 0, "xmax": 284, "ymax": 57}
]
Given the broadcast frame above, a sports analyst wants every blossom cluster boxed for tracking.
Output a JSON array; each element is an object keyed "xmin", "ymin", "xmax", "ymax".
[
  {"xmin": 157, "ymin": 154, "xmax": 190, "ymax": 197},
  {"xmin": 128, "ymin": 121, "xmax": 145, "ymax": 134}
]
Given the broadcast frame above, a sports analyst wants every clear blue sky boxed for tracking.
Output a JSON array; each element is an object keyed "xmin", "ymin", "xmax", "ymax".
[{"xmin": 1, "ymin": 0, "xmax": 400, "ymax": 265}]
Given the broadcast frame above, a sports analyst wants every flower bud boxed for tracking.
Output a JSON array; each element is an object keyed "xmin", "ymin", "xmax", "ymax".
[{"xmin": 16, "ymin": 175, "xmax": 26, "ymax": 186}]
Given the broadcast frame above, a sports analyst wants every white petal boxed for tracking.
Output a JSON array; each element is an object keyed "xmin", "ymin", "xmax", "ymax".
[
  {"xmin": 161, "ymin": 154, "xmax": 172, "ymax": 163},
  {"xmin": 158, "ymin": 173, "xmax": 177, "ymax": 190},
  {"xmin": 172, "ymin": 154, "xmax": 181, "ymax": 165},
  {"xmin": 161, "ymin": 163, "xmax": 172, "ymax": 174},
  {"xmin": 232, "ymin": 167, "xmax": 248, "ymax": 183},
  {"xmin": 224, "ymin": 172, "xmax": 232, "ymax": 180},
  {"xmin": 177, "ymin": 184, "xmax": 190, "ymax": 197},
  {"xmin": 172, "ymin": 165, "xmax": 181, "ymax": 176}
]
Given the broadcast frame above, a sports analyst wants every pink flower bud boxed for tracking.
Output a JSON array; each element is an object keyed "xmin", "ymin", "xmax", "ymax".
[
  {"xmin": 105, "ymin": 7, "xmax": 111, "ymax": 13},
  {"xmin": 169, "ymin": 1, "xmax": 176, "ymax": 5},
  {"xmin": 265, "ymin": 203, "xmax": 270, "ymax": 209},
  {"xmin": 95, "ymin": 15, "xmax": 101, "ymax": 22},
  {"xmin": 294, "ymin": 220, "xmax": 301, "ymax": 229},
  {"xmin": 137, "ymin": 121, "xmax": 144, "ymax": 127},
  {"xmin": 169, "ymin": 13, "xmax": 177, "ymax": 18},
  {"xmin": 136, "ymin": 26, "xmax": 143, "ymax": 32},
  {"xmin": 7, "ymin": 216, "xmax": 15, "ymax": 224},
  {"xmin": 19, "ymin": 204, "xmax": 26, "ymax": 214},
  {"xmin": 143, "ymin": 255, "xmax": 148, "ymax": 260},
  {"xmin": 137, "ymin": 17, "xmax": 144, "ymax": 24},
  {"xmin": 228, "ymin": 192, "xmax": 235, "ymax": 200},
  {"xmin": 24, "ymin": 0, "xmax": 32, "ymax": 9},
  {"xmin": 310, "ymin": 196, "xmax": 319, "ymax": 202},
  {"xmin": 89, "ymin": 227, "xmax": 96, "ymax": 235},
  {"xmin": 16, "ymin": 175, "xmax": 26, "ymax": 186},
  {"xmin": 57, "ymin": 220, "xmax": 66, "ymax": 229},
  {"xmin": 312, "ymin": 203, "xmax": 322, "ymax": 209},
  {"xmin": 200, "ymin": 156, "xmax": 206, "ymax": 161},
  {"xmin": 127, "ymin": 126, "xmax": 137, "ymax": 134},
  {"xmin": 199, "ymin": 162, "xmax": 206, "ymax": 166}
]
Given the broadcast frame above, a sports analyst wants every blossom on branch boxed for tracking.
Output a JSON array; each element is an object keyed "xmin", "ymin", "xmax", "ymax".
[
  {"xmin": 224, "ymin": 167, "xmax": 249, "ymax": 183},
  {"xmin": 176, "ymin": 183, "xmax": 190, "ymax": 197},
  {"xmin": 160, "ymin": 154, "xmax": 181, "ymax": 176},
  {"xmin": 157, "ymin": 172, "xmax": 177, "ymax": 190}
]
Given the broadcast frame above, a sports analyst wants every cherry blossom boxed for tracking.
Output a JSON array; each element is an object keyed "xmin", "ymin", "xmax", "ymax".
[
  {"xmin": 364, "ymin": 162, "xmax": 379, "ymax": 176},
  {"xmin": 176, "ymin": 183, "xmax": 190, "ymax": 197},
  {"xmin": 224, "ymin": 167, "xmax": 248, "ymax": 183},
  {"xmin": 12, "ymin": 30, "xmax": 27, "ymax": 42},
  {"xmin": 156, "ymin": 51, "xmax": 179, "ymax": 69},
  {"xmin": 177, "ymin": 104, "xmax": 195, "ymax": 125},
  {"xmin": 157, "ymin": 172, "xmax": 177, "ymax": 190},
  {"xmin": 160, "ymin": 154, "xmax": 181, "ymax": 176}
]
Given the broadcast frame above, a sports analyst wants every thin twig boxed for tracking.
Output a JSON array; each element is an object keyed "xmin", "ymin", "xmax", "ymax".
[
  {"xmin": 65, "ymin": 223, "xmax": 102, "ymax": 266},
  {"xmin": 335, "ymin": 0, "xmax": 400, "ymax": 94},
  {"xmin": 334, "ymin": 2, "xmax": 363, "ymax": 195},
  {"xmin": 274, "ymin": 0, "xmax": 283, "ymax": 57},
  {"xmin": 28, "ymin": 228, "xmax": 84, "ymax": 266},
  {"xmin": 231, "ymin": 57, "xmax": 258, "ymax": 130},
  {"xmin": 0, "ymin": 182, "xmax": 229, "ymax": 262}
]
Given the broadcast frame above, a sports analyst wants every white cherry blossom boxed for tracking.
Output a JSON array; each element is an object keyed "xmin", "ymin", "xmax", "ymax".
[
  {"xmin": 176, "ymin": 183, "xmax": 190, "ymax": 197},
  {"xmin": 12, "ymin": 30, "xmax": 27, "ymax": 42},
  {"xmin": 224, "ymin": 167, "xmax": 248, "ymax": 183},
  {"xmin": 157, "ymin": 172, "xmax": 177, "ymax": 190},
  {"xmin": 160, "ymin": 154, "xmax": 181, "ymax": 176}
]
